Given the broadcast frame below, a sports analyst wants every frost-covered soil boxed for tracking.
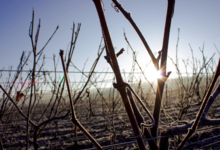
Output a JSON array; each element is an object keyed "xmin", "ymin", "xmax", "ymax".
[{"xmin": 1, "ymin": 96, "xmax": 220, "ymax": 150}]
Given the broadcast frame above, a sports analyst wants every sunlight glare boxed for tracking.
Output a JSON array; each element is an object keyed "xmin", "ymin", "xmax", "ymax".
[
  {"xmin": 146, "ymin": 69, "xmax": 162, "ymax": 82},
  {"xmin": 155, "ymin": 70, "xmax": 163, "ymax": 79}
]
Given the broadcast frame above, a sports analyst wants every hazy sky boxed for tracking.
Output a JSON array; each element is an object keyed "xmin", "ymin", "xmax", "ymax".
[{"xmin": 0, "ymin": 0, "xmax": 220, "ymax": 85}]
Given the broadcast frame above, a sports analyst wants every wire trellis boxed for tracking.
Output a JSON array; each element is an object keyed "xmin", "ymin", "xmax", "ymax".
[{"xmin": 0, "ymin": 69, "xmax": 217, "ymax": 74}]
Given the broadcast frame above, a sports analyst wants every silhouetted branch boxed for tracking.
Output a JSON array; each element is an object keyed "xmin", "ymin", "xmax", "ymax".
[
  {"xmin": 151, "ymin": 0, "xmax": 175, "ymax": 140},
  {"xmin": 37, "ymin": 25, "xmax": 59, "ymax": 56},
  {"xmin": 123, "ymin": 30, "xmax": 156, "ymax": 94},
  {"xmin": 93, "ymin": 0, "xmax": 146, "ymax": 149},
  {"xmin": 111, "ymin": 0, "xmax": 157, "ymax": 68},
  {"xmin": 60, "ymin": 50, "xmax": 103, "ymax": 150},
  {"xmin": 0, "ymin": 84, "xmax": 37, "ymax": 127},
  {"xmin": 202, "ymin": 83, "xmax": 220, "ymax": 118},
  {"xmin": 177, "ymin": 57, "xmax": 220, "ymax": 150}
]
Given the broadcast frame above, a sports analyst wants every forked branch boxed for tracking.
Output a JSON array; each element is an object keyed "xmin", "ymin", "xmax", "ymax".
[
  {"xmin": 111, "ymin": 0, "xmax": 157, "ymax": 68},
  {"xmin": 60, "ymin": 50, "xmax": 103, "ymax": 150},
  {"xmin": 0, "ymin": 84, "xmax": 37, "ymax": 127},
  {"xmin": 93, "ymin": 0, "xmax": 146, "ymax": 149},
  {"xmin": 151, "ymin": 0, "xmax": 175, "ymax": 139}
]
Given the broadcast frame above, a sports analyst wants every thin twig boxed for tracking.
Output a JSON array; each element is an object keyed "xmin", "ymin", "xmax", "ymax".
[
  {"xmin": 177, "ymin": 57, "xmax": 220, "ymax": 150},
  {"xmin": 111, "ymin": 0, "xmax": 157, "ymax": 68},
  {"xmin": 60, "ymin": 50, "xmax": 103, "ymax": 150}
]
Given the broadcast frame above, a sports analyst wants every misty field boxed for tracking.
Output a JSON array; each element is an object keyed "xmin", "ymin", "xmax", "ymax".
[{"xmin": 1, "ymin": 76, "xmax": 220, "ymax": 149}]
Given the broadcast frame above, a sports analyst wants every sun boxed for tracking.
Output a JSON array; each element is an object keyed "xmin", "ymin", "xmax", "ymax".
[{"xmin": 145, "ymin": 69, "xmax": 162, "ymax": 82}]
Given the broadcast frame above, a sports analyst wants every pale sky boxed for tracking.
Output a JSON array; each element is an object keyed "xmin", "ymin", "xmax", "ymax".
[{"xmin": 0, "ymin": 0, "xmax": 220, "ymax": 86}]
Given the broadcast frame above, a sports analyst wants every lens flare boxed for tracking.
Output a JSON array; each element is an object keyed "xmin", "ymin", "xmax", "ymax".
[
  {"xmin": 145, "ymin": 69, "xmax": 162, "ymax": 82},
  {"xmin": 155, "ymin": 70, "xmax": 162, "ymax": 79}
]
